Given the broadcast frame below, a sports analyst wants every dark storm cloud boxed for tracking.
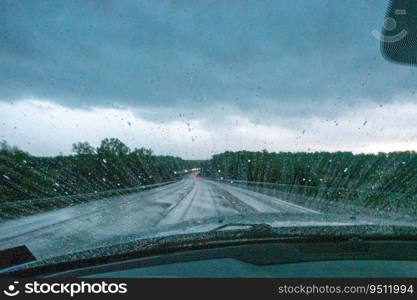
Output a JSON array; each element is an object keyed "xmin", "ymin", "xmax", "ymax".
[{"xmin": 0, "ymin": 0, "xmax": 415, "ymax": 116}]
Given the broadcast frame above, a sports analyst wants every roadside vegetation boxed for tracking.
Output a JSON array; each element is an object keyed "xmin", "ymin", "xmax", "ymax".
[
  {"xmin": 0, "ymin": 139, "xmax": 192, "ymax": 203},
  {"xmin": 200, "ymin": 150, "xmax": 417, "ymax": 214}
]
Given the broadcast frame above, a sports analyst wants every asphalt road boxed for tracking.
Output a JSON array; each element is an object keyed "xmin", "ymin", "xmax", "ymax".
[{"xmin": 0, "ymin": 175, "xmax": 318, "ymax": 260}]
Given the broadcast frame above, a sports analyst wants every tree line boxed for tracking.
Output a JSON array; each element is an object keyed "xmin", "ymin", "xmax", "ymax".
[
  {"xmin": 199, "ymin": 150, "xmax": 417, "ymax": 211},
  {"xmin": 0, "ymin": 138, "xmax": 193, "ymax": 203}
]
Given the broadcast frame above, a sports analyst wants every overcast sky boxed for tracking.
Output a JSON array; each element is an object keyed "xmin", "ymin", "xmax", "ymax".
[{"xmin": 1, "ymin": 0, "xmax": 417, "ymax": 159}]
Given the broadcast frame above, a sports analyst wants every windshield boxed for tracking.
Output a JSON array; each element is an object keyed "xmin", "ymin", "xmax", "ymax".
[{"xmin": 1, "ymin": 0, "xmax": 417, "ymax": 265}]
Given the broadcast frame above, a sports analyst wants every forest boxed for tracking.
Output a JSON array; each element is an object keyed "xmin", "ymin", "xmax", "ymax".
[
  {"xmin": 200, "ymin": 150, "xmax": 417, "ymax": 212},
  {"xmin": 0, "ymin": 138, "xmax": 192, "ymax": 203}
]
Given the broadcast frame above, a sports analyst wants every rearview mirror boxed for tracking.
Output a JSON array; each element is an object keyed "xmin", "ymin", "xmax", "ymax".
[{"xmin": 379, "ymin": 0, "xmax": 417, "ymax": 66}]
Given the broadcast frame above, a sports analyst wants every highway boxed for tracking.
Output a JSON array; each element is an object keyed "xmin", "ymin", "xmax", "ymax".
[{"xmin": 0, "ymin": 175, "xmax": 318, "ymax": 260}]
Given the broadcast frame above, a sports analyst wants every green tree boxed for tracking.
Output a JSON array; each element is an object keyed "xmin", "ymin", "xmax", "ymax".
[
  {"xmin": 72, "ymin": 142, "xmax": 95, "ymax": 155},
  {"xmin": 96, "ymin": 138, "xmax": 130, "ymax": 157}
]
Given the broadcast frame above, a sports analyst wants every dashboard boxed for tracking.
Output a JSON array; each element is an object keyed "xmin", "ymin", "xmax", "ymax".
[{"xmin": 82, "ymin": 259, "xmax": 417, "ymax": 278}]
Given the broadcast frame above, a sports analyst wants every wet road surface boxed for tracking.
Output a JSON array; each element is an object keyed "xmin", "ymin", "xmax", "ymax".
[{"xmin": 0, "ymin": 175, "xmax": 317, "ymax": 259}]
